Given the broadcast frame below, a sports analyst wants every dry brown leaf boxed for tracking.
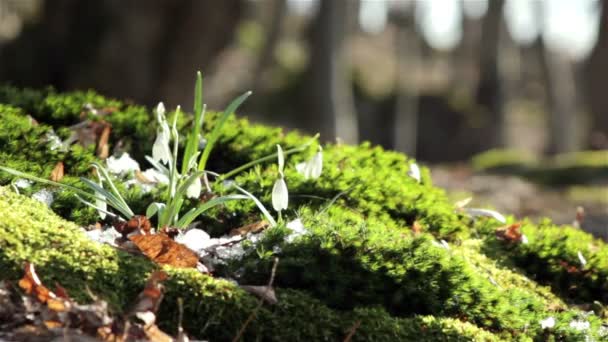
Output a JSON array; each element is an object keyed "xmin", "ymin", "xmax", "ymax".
[
  {"xmin": 411, "ymin": 221, "xmax": 422, "ymax": 235},
  {"xmin": 50, "ymin": 161, "xmax": 64, "ymax": 182},
  {"xmin": 135, "ymin": 170, "xmax": 156, "ymax": 184},
  {"xmin": 19, "ymin": 263, "xmax": 56, "ymax": 304},
  {"xmin": 495, "ymin": 223, "xmax": 523, "ymax": 243},
  {"xmin": 129, "ymin": 235, "xmax": 198, "ymax": 268},
  {"xmin": 97, "ymin": 124, "xmax": 111, "ymax": 159},
  {"xmin": 114, "ymin": 215, "xmax": 152, "ymax": 237},
  {"xmin": 229, "ymin": 220, "xmax": 270, "ymax": 237}
]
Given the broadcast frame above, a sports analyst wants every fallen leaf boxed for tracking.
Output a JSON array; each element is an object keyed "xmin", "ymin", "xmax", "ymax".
[
  {"xmin": 411, "ymin": 221, "xmax": 422, "ymax": 234},
  {"xmin": 454, "ymin": 197, "xmax": 472, "ymax": 209},
  {"xmin": 131, "ymin": 271, "xmax": 168, "ymax": 314},
  {"xmin": 495, "ymin": 223, "xmax": 523, "ymax": 243},
  {"xmin": 230, "ymin": 220, "xmax": 270, "ymax": 237},
  {"xmin": 50, "ymin": 161, "xmax": 64, "ymax": 182},
  {"xmin": 19, "ymin": 263, "xmax": 55, "ymax": 304},
  {"xmin": 129, "ymin": 235, "xmax": 198, "ymax": 268},
  {"xmin": 97, "ymin": 124, "xmax": 111, "ymax": 159},
  {"xmin": 135, "ymin": 170, "xmax": 156, "ymax": 184},
  {"xmin": 114, "ymin": 215, "xmax": 152, "ymax": 237}
]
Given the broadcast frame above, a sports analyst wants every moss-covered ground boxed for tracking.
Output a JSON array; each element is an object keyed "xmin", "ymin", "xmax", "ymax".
[{"xmin": 0, "ymin": 86, "xmax": 607, "ymax": 341}]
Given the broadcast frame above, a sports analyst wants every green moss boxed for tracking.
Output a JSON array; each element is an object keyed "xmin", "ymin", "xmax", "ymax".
[{"xmin": 1, "ymin": 86, "xmax": 607, "ymax": 340}]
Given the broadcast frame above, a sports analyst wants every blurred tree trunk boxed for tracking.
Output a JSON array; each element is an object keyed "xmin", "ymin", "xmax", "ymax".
[
  {"xmin": 475, "ymin": 0, "xmax": 505, "ymax": 149},
  {"xmin": 0, "ymin": 0, "xmax": 243, "ymax": 107},
  {"xmin": 391, "ymin": 6, "xmax": 419, "ymax": 156},
  {"xmin": 249, "ymin": 0, "xmax": 286, "ymax": 92},
  {"xmin": 584, "ymin": 0, "xmax": 608, "ymax": 149},
  {"xmin": 533, "ymin": 2, "xmax": 580, "ymax": 154},
  {"xmin": 307, "ymin": 0, "xmax": 358, "ymax": 144}
]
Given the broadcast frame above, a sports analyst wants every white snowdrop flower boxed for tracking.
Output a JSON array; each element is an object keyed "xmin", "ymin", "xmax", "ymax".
[
  {"xmin": 578, "ymin": 251, "xmax": 587, "ymax": 267},
  {"xmin": 521, "ymin": 234, "xmax": 529, "ymax": 244},
  {"xmin": 464, "ymin": 208, "xmax": 507, "ymax": 223},
  {"xmin": 106, "ymin": 153, "xmax": 140, "ymax": 175},
  {"xmin": 32, "ymin": 189, "xmax": 54, "ymax": 207},
  {"xmin": 175, "ymin": 228, "xmax": 211, "ymax": 253},
  {"xmin": 14, "ymin": 179, "xmax": 32, "ymax": 189},
  {"xmin": 296, "ymin": 146, "xmax": 323, "ymax": 180},
  {"xmin": 569, "ymin": 319, "xmax": 590, "ymax": 331},
  {"xmin": 408, "ymin": 162, "xmax": 421, "ymax": 182},
  {"xmin": 186, "ymin": 176, "xmax": 202, "ymax": 199},
  {"xmin": 285, "ymin": 218, "xmax": 308, "ymax": 243},
  {"xmin": 540, "ymin": 317, "xmax": 556, "ymax": 329},
  {"xmin": 152, "ymin": 102, "xmax": 172, "ymax": 165},
  {"xmin": 272, "ymin": 177, "xmax": 288, "ymax": 212}
]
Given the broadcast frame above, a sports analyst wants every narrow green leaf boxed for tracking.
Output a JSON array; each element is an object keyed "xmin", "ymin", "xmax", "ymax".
[
  {"xmin": 198, "ymin": 91, "xmax": 252, "ymax": 171},
  {"xmin": 233, "ymin": 184, "xmax": 277, "ymax": 227},
  {"xmin": 0, "ymin": 165, "xmax": 93, "ymax": 199},
  {"xmin": 182, "ymin": 72, "xmax": 204, "ymax": 174},
  {"xmin": 91, "ymin": 162, "xmax": 134, "ymax": 217},
  {"xmin": 177, "ymin": 194, "xmax": 249, "ymax": 228}
]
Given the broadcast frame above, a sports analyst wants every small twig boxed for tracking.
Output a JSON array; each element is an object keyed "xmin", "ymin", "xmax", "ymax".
[
  {"xmin": 342, "ymin": 320, "xmax": 361, "ymax": 342},
  {"xmin": 232, "ymin": 257, "xmax": 279, "ymax": 342}
]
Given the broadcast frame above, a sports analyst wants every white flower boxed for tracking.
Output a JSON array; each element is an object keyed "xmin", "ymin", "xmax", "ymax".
[
  {"xmin": 186, "ymin": 176, "xmax": 202, "ymax": 199},
  {"xmin": 569, "ymin": 319, "xmax": 590, "ymax": 331},
  {"xmin": 141, "ymin": 168, "xmax": 169, "ymax": 184},
  {"xmin": 540, "ymin": 317, "xmax": 556, "ymax": 329},
  {"xmin": 106, "ymin": 153, "xmax": 140, "ymax": 175},
  {"xmin": 285, "ymin": 218, "xmax": 308, "ymax": 243},
  {"xmin": 464, "ymin": 208, "xmax": 506, "ymax": 223},
  {"xmin": 32, "ymin": 189, "xmax": 54, "ymax": 207},
  {"xmin": 408, "ymin": 162, "xmax": 421, "ymax": 182},
  {"xmin": 578, "ymin": 251, "xmax": 587, "ymax": 267},
  {"xmin": 272, "ymin": 177, "xmax": 289, "ymax": 212},
  {"xmin": 296, "ymin": 146, "xmax": 323, "ymax": 180},
  {"xmin": 152, "ymin": 102, "xmax": 172, "ymax": 165}
]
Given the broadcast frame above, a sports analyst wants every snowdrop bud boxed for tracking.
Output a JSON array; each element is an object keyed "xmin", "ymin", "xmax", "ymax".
[
  {"xmin": 186, "ymin": 176, "xmax": 202, "ymax": 199},
  {"xmin": 156, "ymin": 102, "xmax": 165, "ymax": 117},
  {"xmin": 277, "ymin": 145, "xmax": 285, "ymax": 176},
  {"xmin": 152, "ymin": 104, "xmax": 172, "ymax": 165},
  {"xmin": 272, "ymin": 177, "xmax": 288, "ymax": 212}
]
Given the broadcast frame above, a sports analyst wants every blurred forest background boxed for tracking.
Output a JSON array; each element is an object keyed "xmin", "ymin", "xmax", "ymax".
[{"xmin": 0, "ymin": 0, "xmax": 607, "ymax": 237}]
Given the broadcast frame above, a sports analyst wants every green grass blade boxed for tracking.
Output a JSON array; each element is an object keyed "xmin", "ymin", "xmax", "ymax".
[
  {"xmin": 0, "ymin": 165, "xmax": 93, "ymax": 199},
  {"xmin": 79, "ymin": 177, "xmax": 133, "ymax": 219},
  {"xmin": 145, "ymin": 156, "xmax": 170, "ymax": 175},
  {"xmin": 220, "ymin": 134, "xmax": 319, "ymax": 180},
  {"xmin": 75, "ymin": 194, "xmax": 119, "ymax": 219},
  {"xmin": 91, "ymin": 162, "xmax": 134, "ymax": 217},
  {"xmin": 232, "ymin": 184, "xmax": 277, "ymax": 227},
  {"xmin": 182, "ymin": 72, "xmax": 204, "ymax": 174},
  {"xmin": 198, "ymin": 91, "xmax": 252, "ymax": 171},
  {"xmin": 177, "ymin": 194, "xmax": 249, "ymax": 228}
]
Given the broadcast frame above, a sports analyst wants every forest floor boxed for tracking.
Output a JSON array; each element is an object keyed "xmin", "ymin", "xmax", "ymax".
[{"xmin": 432, "ymin": 164, "xmax": 608, "ymax": 241}]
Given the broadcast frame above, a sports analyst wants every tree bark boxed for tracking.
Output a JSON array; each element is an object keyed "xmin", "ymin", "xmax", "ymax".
[
  {"xmin": 475, "ymin": 0, "xmax": 505, "ymax": 149},
  {"xmin": 583, "ymin": 0, "xmax": 608, "ymax": 149},
  {"xmin": 308, "ymin": 0, "xmax": 358, "ymax": 144}
]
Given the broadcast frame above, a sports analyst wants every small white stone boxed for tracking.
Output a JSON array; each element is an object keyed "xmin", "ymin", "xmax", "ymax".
[
  {"xmin": 540, "ymin": 317, "xmax": 556, "ymax": 329},
  {"xmin": 32, "ymin": 189, "xmax": 54, "ymax": 207},
  {"xmin": 175, "ymin": 229, "xmax": 211, "ymax": 253},
  {"xmin": 569, "ymin": 319, "xmax": 590, "ymax": 331},
  {"xmin": 285, "ymin": 218, "xmax": 308, "ymax": 243},
  {"xmin": 521, "ymin": 234, "xmax": 529, "ymax": 244}
]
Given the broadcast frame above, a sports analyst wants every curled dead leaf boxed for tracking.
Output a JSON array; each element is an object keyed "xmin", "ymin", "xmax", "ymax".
[
  {"xmin": 50, "ymin": 161, "xmax": 64, "ymax": 182},
  {"xmin": 495, "ymin": 223, "xmax": 523, "ymax": 243},
  {"xmin": 97, "ymin": 124, "xmax": 111, "ymax": 159},
  {"xmin": 230, "ymin": 220, "xmax": 270, "ymax": 237},
  {"xmin": 129, "ymin": 234, "xmax": 198, "ymax": 268},
  {"xmin": 411, "ymin": 221, "xmax": 422, "ymax": 235},
  {"xmin": 114, "ymin": 215, "xmax": 152, "ymax": 237},
  {"xmin": 19, "ymin": 263, "xmax": 56, "ymax": 304}
]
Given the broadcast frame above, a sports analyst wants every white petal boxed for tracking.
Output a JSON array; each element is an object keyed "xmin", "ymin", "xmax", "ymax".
[
  {"xmin": 276, "ymin": 145, "xmax": 285, "ymax": 174},
  {"xmin": 272, "ymin": 178, "xmax": 289, "ymax": 211},
  {"xmin": 142, "ymin": 168, "xmax": 169, "ymax": 184},
  {"xmin": 186, "ymin": 176, "xmax": 202, "ymax": 199},
  {"xmin": 464, "ymin": 208, "xmax": 506, "ymax": 223},
  {"xmin": 285, "ymin": 218, "xmax": 308, "ymax": 242},
  {"xmin": 540, "ymin": 317, "xmax": 556, "ymax": 329},
  {"xmin": 408, "ymin": 162, "xmax": 421, "ymax": 182},
  {"xmin": 578, "ymin": 251, "xmax": 587, "ymax": 267},
  {"xmin": 156, "ymin": 102, "xmax": 165, "ymax": 117},
  {"xmin": 106, "ymin": 153, "xmax": 140, "ymax": 175},
  {"xmin": 310, "ymin": 151, "xmax": 323, "ymax": 179},
  {"xmin": 152, "ymin": 134, "xmax": 172, "ymax": 165},
  {"xmin": 32, "ymin": 189, "xmax": 54, "ymax": 207}
]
